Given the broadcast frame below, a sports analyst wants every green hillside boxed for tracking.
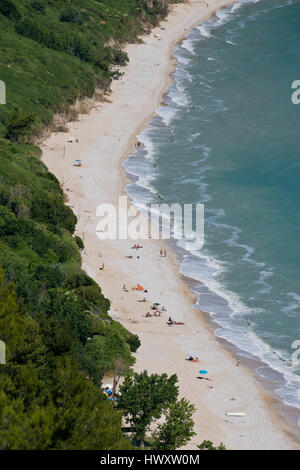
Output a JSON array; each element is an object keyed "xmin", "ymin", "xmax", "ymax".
[{"xmin": 0, "ymin": 0, "xmax": 178, "ymax": 450}]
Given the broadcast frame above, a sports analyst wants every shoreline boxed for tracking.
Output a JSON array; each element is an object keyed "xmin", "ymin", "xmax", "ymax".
[{"xmin": 42, "ymin": 0, "xmax": 298, "ymax": 449}]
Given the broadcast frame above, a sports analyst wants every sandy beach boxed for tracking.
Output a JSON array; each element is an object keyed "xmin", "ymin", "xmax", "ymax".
[{"xmin": 42, "ymin": 0, "xmax": 298, "ymax": 450}]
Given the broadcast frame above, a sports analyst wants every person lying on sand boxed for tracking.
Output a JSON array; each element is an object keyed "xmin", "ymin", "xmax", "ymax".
[
  {"xmin": 185, "ymin": 355, "xmax": 199, "ymax": 362},
  {"xmin": 144, "ymin": 312, "xmax": 152, "ymax": 318},
  {"xmin": 125, "ymin": 255, "xmax": 133, "ymax": 259},
  {"xmin": 123, "ymin": 284, "xmax": 129, "ymax": 292},
  {"xmin": 167, "ymin": 317, "xmax": 185, "ymax": 326},
  {"xmin": 154, "ymin": 311, "xmax": 161, "ymax": 317}
]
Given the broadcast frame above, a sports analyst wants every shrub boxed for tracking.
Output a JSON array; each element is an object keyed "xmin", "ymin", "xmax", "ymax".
[
  {"xmin": 5, "ymin": 112, "xmax": 36, "ymax": 143},
  {"xmin": 30, "ymin": 0, "xmax": 46, "ymax": 14},
  {"xmin": 0, "ymin": 0, "xmax": 21, "ymax": 20},
  {"xmin": 60, "ymin": 7, "xmax": 80, "ymax": 24},
  {"xmin": 74, "ymin": 235, "xmax": 84, "ymax": 250},
  {"xmin": 126, "ymin": 333, "xmax": 141, "ymax": 353}
]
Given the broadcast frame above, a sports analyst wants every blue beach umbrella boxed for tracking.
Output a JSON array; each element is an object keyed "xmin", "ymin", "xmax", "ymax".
[{"xmin": 199, "ymin": 370, "xmax": 208, "ymax": 375}]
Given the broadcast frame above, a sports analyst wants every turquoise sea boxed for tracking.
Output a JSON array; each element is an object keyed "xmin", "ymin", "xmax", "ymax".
[{"xmin": 124, "ymin": 0, "xmax": 300, "ymax": 425}]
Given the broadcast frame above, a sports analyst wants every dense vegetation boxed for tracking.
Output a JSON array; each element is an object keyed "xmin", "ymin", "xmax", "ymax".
[
  {"xmin": 0, "ymin": 0, "xmax": 180, "ymax": 138},
  {"xmin": 0, "ymin": 0, "xmax": 180, "ymax": 450}
]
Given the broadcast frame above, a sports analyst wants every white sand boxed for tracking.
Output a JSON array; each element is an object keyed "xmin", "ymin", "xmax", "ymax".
[{"xmin": 42, "ymin": 0, "xmax": 298, "ymax": 449}]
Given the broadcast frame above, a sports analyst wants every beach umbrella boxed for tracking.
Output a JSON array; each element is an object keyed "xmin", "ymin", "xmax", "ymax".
[
  {"xmin": 153, "ymin": 303, "xmax": 160, "ymax": 306},
  {"xmin": 199, "ymin": 370, "xmax": 208, "ymax": 375}
]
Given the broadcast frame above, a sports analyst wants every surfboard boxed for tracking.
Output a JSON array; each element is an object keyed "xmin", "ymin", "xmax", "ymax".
[{"xmin": 225, "ymin": 412, "xmax": 246, "ymax": 417}]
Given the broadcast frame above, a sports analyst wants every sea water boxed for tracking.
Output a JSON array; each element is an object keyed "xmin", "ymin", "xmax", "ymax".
[{"xmin": 124, "ymin": 0, "xmax": 300, "ymax": 422}]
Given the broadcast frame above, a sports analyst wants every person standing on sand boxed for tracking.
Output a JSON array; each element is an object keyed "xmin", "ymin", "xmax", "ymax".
[
  {"xmin": 160, "ymin": 249, "xmax": 163, "ymax": 257},
  {"xmin": 164, "ymin": 249, "xmax": 167, "ymax": 257}
]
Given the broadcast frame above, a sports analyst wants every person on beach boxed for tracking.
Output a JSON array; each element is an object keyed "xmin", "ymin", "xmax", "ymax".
[
  {"xmin": 236, "ymin": 360, "xmax": 240, "ymax": 367},
  {"xmin": 164, "ymin": 249, "xmax": 167, "ymax": 257},
  {"xmin": 186, "ymin": 355, "xmax": 199, "ymax": 362},
  {"xmin": 160, "ymin": 249, "xmax": 163, "ymax": 257}
]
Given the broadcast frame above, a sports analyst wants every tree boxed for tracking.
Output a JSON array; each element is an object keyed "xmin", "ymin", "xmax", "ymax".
[
  {"xmin": 151, "ymin": 398, "xmax": 196, "ymax": 450},
  {"xmin": 118, "ymin": 370, "xmax": 179, "ymax": 446},
  {"xmin": 0, "ymin": 266, "xmax": 24, "ymax": 361},
  {"xmin": 0, "ymin": 388, "xmax": 56, "ymax": 450},
  {"xmin": 111, "ymin": 358, "xmax": 130, "ymax": 402},
  {"xmin": 198, "ymin": 440, "xmax": 226, "ymax": 450}
]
